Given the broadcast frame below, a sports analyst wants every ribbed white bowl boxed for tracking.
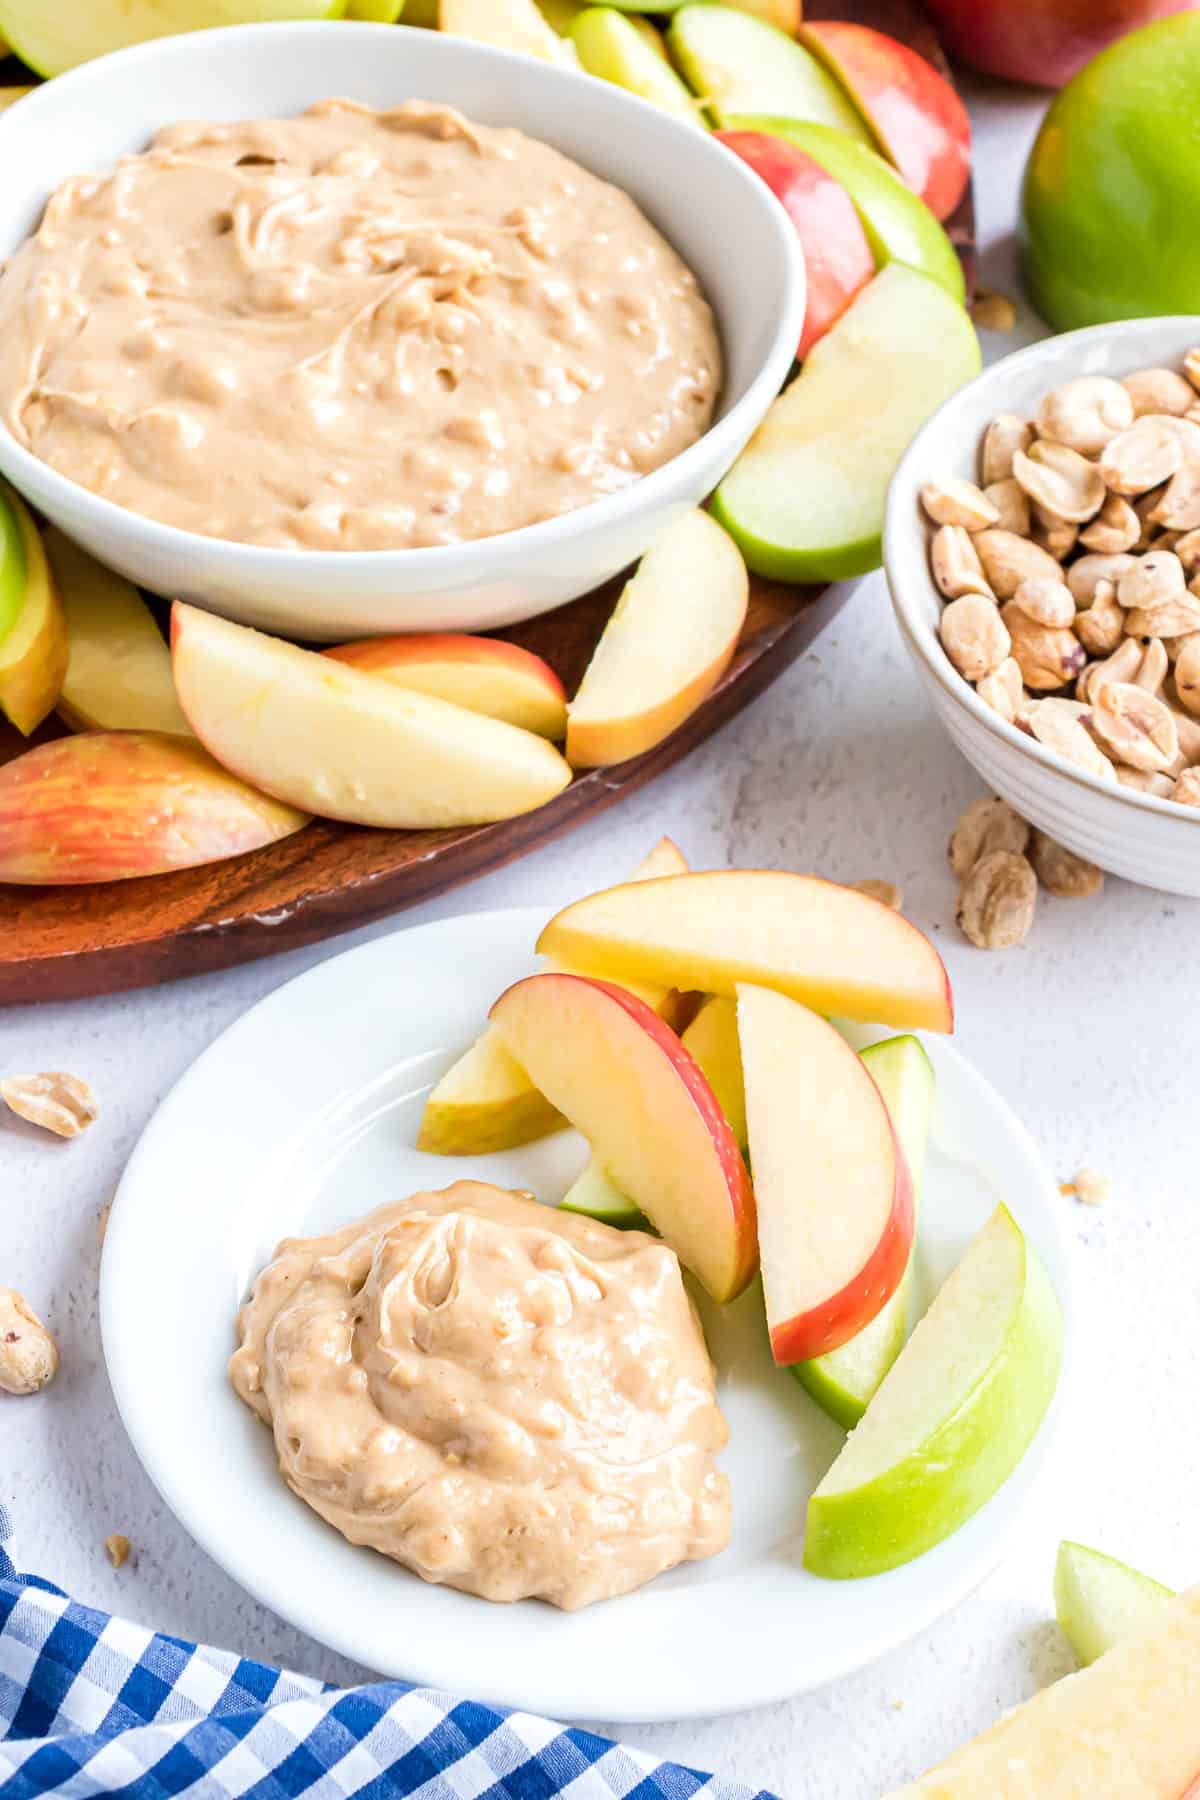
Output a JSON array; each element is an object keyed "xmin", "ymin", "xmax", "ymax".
[{"xmin": 885, "ymin": 316, "xmax": 1200, "ymax": 897}]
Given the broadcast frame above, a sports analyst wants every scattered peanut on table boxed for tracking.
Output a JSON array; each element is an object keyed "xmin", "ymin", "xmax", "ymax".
[
  {"xmin": 947, "ymin": 793, "xmax": 1103, "ymax": 949},
  {"xmin": 1, "ymin": 1072, "xmax": 97, "ymax": 1138},
  {"xmin": 0, "ymin": 1288, "xmax": 59, "ymax": 1395}
]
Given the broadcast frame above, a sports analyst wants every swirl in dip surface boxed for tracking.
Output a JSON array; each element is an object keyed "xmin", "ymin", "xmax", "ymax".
[
  {"xmin": 229, "ymin": 1182, "xmax": 731, "ymax": 1608},
  {"xmin": 0, "ymin": 101, "xmax": 721, "ymax": 551}
]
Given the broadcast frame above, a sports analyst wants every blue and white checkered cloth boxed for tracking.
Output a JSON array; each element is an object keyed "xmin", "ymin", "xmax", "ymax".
[{"xmin": 0, "ymin": 1509, "xmax": 775, "ymax": 1800}]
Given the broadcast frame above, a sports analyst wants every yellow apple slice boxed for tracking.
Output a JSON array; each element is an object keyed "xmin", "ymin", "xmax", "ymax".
[
  {"xmin": 571, "ymin": 10, "xmax": 704, "ymax": 127},
  {"xmin": 325, "ymin": 634, "xmax": 567, "ymax": 740},
  {"xmin": 539, "ymin": 871, "xmax": 955, "ymax": 1033},
  {"xmin": 0, "ymin": 731, "xmax": 308, "ymax": 884},
  {"xmin": 0, "ymin": 483, "xmax": 68, "ymax": 736},
  {"xmin": 679, "ymin": 996, "xmax": 747, "ymax": 1147},
  {"xmin": 0, "ymin": 0, "xmax": 344, "ymax": 79},
  {"xmin": 417, "ymin": 835, "xmax": 688, "ymax": 1155},
  {"xmin": 490, "ymin": 972, "xmax": 756, "ymax": 1300},
  {"xmin": 566, "ymin": 509, "xmax": 748, "ymax": 768},
  {"xmin": 440, "ymin": 0, "xmax": 578, "ymax": 64},
  {"xmin": 171, "ymin": 603, "xmax": 571, "ymax": 828},
  {"xmin": 44, "ymin": 530, "xmax": 191, "ymax": 737}
]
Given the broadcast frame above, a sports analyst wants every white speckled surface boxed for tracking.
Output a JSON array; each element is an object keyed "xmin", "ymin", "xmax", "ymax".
[{"xmin": 3, "ymin": 74, "xmax": 1198, "ymax": 1800}]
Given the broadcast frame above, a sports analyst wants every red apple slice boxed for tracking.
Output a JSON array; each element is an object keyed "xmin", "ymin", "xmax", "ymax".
[
  {"xmin": 489, "ymin": 972, "xmax": 757, "ymax": 1301},
  {"xmin": 538, "ymin": 871, "xmax": 954, "ymax": 1033},
  {"xmin": 798, "ymin": 21, "xmax": 970, "ymax": 223},
  {"xmin": 737, "ymin": 983, "xmax": 914, "ymax": 1362},
  {"xmin": 171, "ymin": 603, "xmax": 571, "ymax": 829},
  {"xmin": 323, "ymin": 634, "xmax": 567, "ymax": 742},
  {"xmin": 717, "ymin": 130, "xmax": 876, "ymax": 358}
]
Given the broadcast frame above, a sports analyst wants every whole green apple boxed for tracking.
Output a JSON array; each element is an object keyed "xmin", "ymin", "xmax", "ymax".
[{"xmin": 1022, "ymin": 13, "xmax": 1200, "ymax": 330}]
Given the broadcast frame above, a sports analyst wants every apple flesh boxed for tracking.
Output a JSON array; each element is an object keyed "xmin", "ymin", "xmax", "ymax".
[
  {"xmin": 0, "ymin": 483, "xmax": 68, "ymax": 737},
  {"xmin": 600, "ymin": 0, "xmax": 799, "ymax": 24},
  {"xmin": 539, "ymin": 870, "xmax": 955, "ymax": 1034},
  {"xmin": 0, "ymin": 731, "xmax": 309, "ymax": 884},
  {"xmin": 559, "ymin": 1158, "xmax": 645, "ymax": 1226},
  {"xmin": 667, "ymin": 6, "xmax": 872, "ymax": 141},
  {"xmin": 923, "ymin": 0, "xmax": 1194, "ymax": 89},
  {"xmin": 440, "ymin": 0, "xmax": 577, "ymax": 63},
  {"xmin": 571, "ymin": 9, "xmax": 703, "ymax": 126},
  {"xmin": 798, "ymin": 22, "xmax": 970, "ymax": 223},
  {"xmin": 346, "ymin": 0, "xmax": 404, "ymax": 16},
  {"xmin": 1055, "ymin": 1542, "xmax": 1175, "ymax": 1668},
  {"xmin": 717, "ymin": 132, "xmax": 874, "ymax": 359},
  {"xmin": 566, "ymin": 509, "xmax": 748, "ymax": 768},
  {"xmin": 0, "ymin": 0, "xmax": 345, "ymax": 78},
  {"xmin": 324, "ymin": 634, "xmax": 566, "ymax": 741},
  {"xmin": 712, "ymin": 261, "xmax": 979, "ymax": 583},
  {"xmin": 805, "ymin": 1203, "xmax": 1063, "ymax": 1579},
  {"xmin": 490, "ymin": 972, "xmax": 756, "ymax": 1301},
  {"xmin": 679, "ymin": 996, "xmax": 747, "ymax": 1149},
  {"xmin": 793, "ymin": 1034, "xmax": 935, "ymax": 1427},
  {"xmin": 0, "ymin": 476, "xmax": 26, "ymax": 652},
  {"xmin": 171, "ymin": 603, "xmax": 571, "ymax": 829}
]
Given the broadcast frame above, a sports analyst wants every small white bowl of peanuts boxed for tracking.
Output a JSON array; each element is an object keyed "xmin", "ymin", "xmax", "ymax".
[{"xmin": 885, "ymin": 316, "xmax": 1200, "ymax": 898}]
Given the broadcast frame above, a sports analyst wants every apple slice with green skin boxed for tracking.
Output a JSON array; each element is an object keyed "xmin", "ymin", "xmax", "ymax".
[
  {"xmin": 726, "ymin": 117, "xmax": 964, "ymax": 301},
  {"xmin": 793, "ymin": 1034, "xmax": 935, "ymax": 1427},
  {"xmin": 417, "ymin": 836, "xmax": 689, "ymax": 1155},
  {"xmin": 805, "ymin": 1202, "xmax": 1063, "ymax": 1579},
  {"xmin": 171, "ymin": 603, "xmax": 571, "ymax": 829},
  {"xmin": 539, "ymin": 870, "xmax": 954, "ymax": 1033},
  {"xmin": 572, "ymin": 10, "xmax": 703, "ymax": 126},
  {"xmin": 566, "ymin": 510, "xmax": 748, "ymax": 769},
  {"xmin": 440, "ymin": 0, "xmax": 577, "ymax": 63},
  {"xmin": 559, "ymin": 1158, "xmax": 645, "ymax": 1227},
  {"xmin": 324, "ymin": 634, "xmax": 566, "ymax": 741},
  {"xmin": 712, "ymin": 261, "xmax": 979, "ymax": 583},
  {"xmin": 797, "ymin": 22, "xmax": 970, "ymax": 223},
  {"xmin": 0, "ymin": 0, "xmax": 346, "ymax": 78},
  {"xmin": 679, "ymin": 996, "xmax": 747, "ymax": 1150},
  {"xmin": 1055, "ymin": 1542, "xmax": 1175, "ymax": 1669},
  {"xmin": 0, "ymin": 731, "xmax": 309, "ymax": 884},
  {"xmin": 0, "ymin": 484, "xmax": 68, "ymax": 737},
  {"xmin": 667, "ymin": 6, "xmax": 871, "ymax": 141},
  {"xmin": 0, "ymin": 479, "xmax": 27, "ymax": 653},
  {"xmin": 44, "ymin": 530, "xmax": 192, "ymax": 738},
  {"xmin": 738, "ymin": 985, "xmax": 915, "ymax": 1363},
  {"xmin": 490, "ymin": 973, "xmax": 757, "ymax": 1301}
]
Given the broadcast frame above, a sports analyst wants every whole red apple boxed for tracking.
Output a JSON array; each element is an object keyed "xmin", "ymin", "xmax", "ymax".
[{"xmin": 923, "ymin": 0, "xmax": 1198, "ymax": 87}]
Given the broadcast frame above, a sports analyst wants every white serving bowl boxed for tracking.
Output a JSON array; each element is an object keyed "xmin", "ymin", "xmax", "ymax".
[
  {"xmin": 885, "ymin": 315, "xmax": 1200, "ymax": 898},
  {"xmin": 0, "ymin": 23, "xmax": 804, "ymax": 640}
]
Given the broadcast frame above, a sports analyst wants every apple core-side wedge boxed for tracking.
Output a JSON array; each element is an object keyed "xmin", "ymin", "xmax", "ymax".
[
  {"xmin": 323, "ymin": 634, "xmax": 567, "ymax": 741},
  {"xmin": 668, "ymin": 5, "xmax": 872, "ymax": 140},
  {"xmin": 1054, "ymin": 1541, "xmax": 1175, "ymax": 1669},
  {"xmin": 571, "ymin": 9, "xmax": 703, "ymax": 126}
]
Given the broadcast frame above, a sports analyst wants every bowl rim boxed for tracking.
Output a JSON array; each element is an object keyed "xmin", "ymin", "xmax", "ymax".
[
  {"xmin": 884, "ymin": 313, "xmax": 1200, "ymax": 827},
  {"xmin": 0, "ymin": 19, "xmax": 805, "ymax": 573}
]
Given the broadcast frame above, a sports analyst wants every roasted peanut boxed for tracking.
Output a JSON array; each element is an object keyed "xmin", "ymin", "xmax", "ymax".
[
  {"xmin": 1173, "ymin": 633, "xmax": 1200, "ymax": 715},
  {"xmin": 976, "ymin": 656, "xmax": 1026, "ymax": 724},
  {"xmin": 1011, "ymin": 575, "xmax": 1075, "ymax": 628},
  {"xmin": 1001, "ymin": 603, "xmax": 1087, "ymax": 690},
  {"xmin": 957, "ymin": 849, "xmax": 1038, "ymax": 950},
  {"xmin": 940, "ymin": 595, "xmax": 1011, "ymax": 681},
  {"xmin": 920, "ymin": 477, "xmax": 1000, "ymax": 532},
  {"xmin": 1029, "ymin": 829, "xmax": 1104, "ymax": 897},
  {"xmin": 1090, "ymin": 680, "xmax": 1180, "ymax": 772},
  {"xmin": 1077, "ymin": 633, "xmax": 1142, "ymax": 702},
  {"xmin": 1067, "ymin": 553, "xmax": 1138, "ymax": 607},
  {"xmin": 1116, "ymin": 765, "xmax": 1176, "ymax": 796},
  {"xmin": 1171, "ymin": 767, "xmax": 1200, "ymax": 806},
  {"xmin": 1013, "ymin": 441, "xmax": 1106, "ymax": 523},
  {"xmin": 1, "ymin": 1071, "xmax": 97, "ymax": 1138},
  {"xmin": 1030, "ymin": 502, "xmax": 1079, "ymax": 561},
  {"xmin": 1026, "ymin": 698, "xmax": 1116, "ymax": 780},
  {"xmin": 0, "ymin": 1289, "xmax": 58, "ymax": 1395},
  {"xmin": 971, "ymin": 289, "xmax": 1017, "ymax": 333},
  {"xmin": 931, "ymin": 524, "xmax": 993, "ymax": 599},
  {"xmin": 982, "ymin": 478, "xmax": 1031, "ymax": 537},
  {"xmin": 1079, "ymin": 493, "xmax": 1140, "ymax": 555},
  {"xmin": 1151, "ymin": 462, "xmax": 1200, "ymax": 532},
  {"xmin": 1122, "ymin": 368, "xmax": 1197, "ymax": 418},
  {"xmin": 1099, "ymin": 417, "xmax": 1183, "ymax": 495},
  {"xmin": 947, "ymin": 795, "xmax": 1030, "ymax": 878},
  {"xmin": 981, "ymin": 414, "xmax": 1034, "ymax": 486},
  {"xmin": 974, "ymin": 528, "xmax": 1062, "ymax": 598},
  {"xmin": 1075, "ymin": 580, "xmax": 1126, "ymax": 657},
  {"xmin": 1035, "ymin": 375, "xmax": 1133, "ymax": 456}
]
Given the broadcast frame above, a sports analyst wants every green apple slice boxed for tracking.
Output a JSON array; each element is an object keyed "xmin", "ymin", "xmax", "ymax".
[
  {"xmin": 793, "ymin": 1035, "xmax": 934, "ymax": 1429},
  {"xmin": 711, "ymin": 261, "xmax": 980, "ymax": 583},
  {"xmin": 0, "ymin": 482, "xmax": 27, "ymax": 652},
  {"xmin": 347, "ymin": 0, "xmax": 404, "ymax": 17},
  {"xmin": 0, "ymin": 0, "xmax": 347, "ymax": 78},
  {"xmin": 559, "ymin": 1157, "xmax": 646, "ymax": 1226},
  {"xmin": 805, "ymin": 1202, "xmax": 1062, "ymax": 1579},
  {"xmin": 1055, "ymin": 1541, "xmax": 1175, "ymax": 1668},
  {"xmin": 680, "ymin": 996, "xmax": 747, "ymax": 1149},
  {"xmin": 573, "ymin": 9, "xmax": 703, "ymax": 125},
  {"xmin": 728, "ymin": 115, "xmax": 963, "ymax": 302},
  {"xmin": 668, "ymin": 6, "xmax": 871, "ymax": 139}
]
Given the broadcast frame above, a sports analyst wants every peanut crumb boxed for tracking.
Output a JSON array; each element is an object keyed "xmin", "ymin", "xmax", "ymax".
[
  {"xmin": 971, "ymin": 288, "xmax": 1017, "ymax": 333},
  {"xmin": 1061, "ymin": 1167, "xmax": 1110, "ymax": 1206},
  {"xmin": 851, "ymin": 879, "xmax": 903, "ymax": 911},
  {"xmin": 105, "ymin": 1534, "xmax": 132, "ymax": 1569}
]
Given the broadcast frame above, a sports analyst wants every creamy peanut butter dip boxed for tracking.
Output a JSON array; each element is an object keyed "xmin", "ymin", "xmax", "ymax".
[
  {"xmin": 0, "ymin": 101, "xmax": 720, "ymax": 550},
  {"xmin": 230, "ymin": 1182, "xmax": 731, "ymax": 1608}
]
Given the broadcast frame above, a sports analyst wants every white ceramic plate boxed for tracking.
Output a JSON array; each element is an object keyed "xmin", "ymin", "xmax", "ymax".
[{"xmin": 102, "ymin": 908, "xmax": 1072, "ymax": 1723}]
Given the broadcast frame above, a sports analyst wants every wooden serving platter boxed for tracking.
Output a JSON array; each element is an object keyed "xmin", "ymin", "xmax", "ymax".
[{"xmin": 0, "ymin": 0, "xmax": 975, "ymax": 1005}]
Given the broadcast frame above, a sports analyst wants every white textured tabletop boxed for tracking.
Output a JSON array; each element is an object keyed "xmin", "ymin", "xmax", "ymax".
[{"xmin": 4, "ymin": 74, "xmax": 1197, "ymax": 1800}]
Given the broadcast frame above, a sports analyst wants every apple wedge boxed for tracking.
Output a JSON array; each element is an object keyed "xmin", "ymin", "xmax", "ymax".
[
  {"xmin": 440, "ymin": 0, "xmax": 577, "ymax": 64},
  {"xmin": 417, "ymin": 835, "xmax": 688, "ymax": 1155},
  {"xmin": 668, "ymin": 6, "xmax": 871, "ymax": 141},
  {"xmin": 0, "ymin": 484, "xmax": 68, "ymax": 737},
  {"xmin": 539, "ymin": 870, "xmax": 954, "ymax": 1033},
  {"xmin": 572, "ymin": 9, "xmax": 703, "ymax": 126},
  {"xmin": 1055, "ymin": 1542, "xmax": 1175, "ymax": 1669},
  {"xmin": 44, "ymin": 530, "xmax": 192, "ymax": 737},
  {"xmin": 805, "ymin": 1203, "xmax": 1063, "ymax": 1579},
  {"xmin": 798, "ymin": 21, "xmax": 970, "ymax": 224},
  {"xmin": 559, "ymin": 1158, "xmax": 644, "ymax": 1226},
  {"xmin": 490, "ymin": 972, "xmax": 756, "ymax": 1300},
  {"xmin": 0, "ymin": 731, "xmax": 309, "ymax": 884},
  {"xmin": 566, "ymin": 510, "xmax": 748, "ymax": 769},
  {"xmin": 738, "ymin": 986, "xmax": 914, "ymax": 1363},
  {"xmin": 0, "ymin": 0, "xmax": 344, "ymax": 78},
  {"xmin": 324, "ymin": 634, "xmax": 566, "ymax": 741},
  {"xmin": 347, "ymin": 0, "xmax": 404, "ymax": 16},
  {"xmin": 171, "ymin": 603, "xmax": 571, "ymax": 829},
  {"xmin": 680, "ymin": 996, "xmax": 747, "ymax": 1149},
  {"xmin": 712, "ymin": 262, "xmax": 979, "ymax": 583},
  {"xmin": 793, "ymin": 1034, "xmax": 934, "ymax": 1424}
]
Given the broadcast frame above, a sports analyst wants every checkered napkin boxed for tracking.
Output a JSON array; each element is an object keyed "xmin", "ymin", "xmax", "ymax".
[{"xmin": 0, "ymin": 1508, "xmax": 775, "ymax": 1800}]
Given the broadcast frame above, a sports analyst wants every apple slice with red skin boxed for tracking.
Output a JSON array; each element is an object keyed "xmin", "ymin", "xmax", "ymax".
[
  {"xmin": 324, "ymin": 634, "xmax": 567, "ymax": 742},
  {"xmin": 737, "ymin": 983, "xmax": 914, "ymax": 1363},
  {"xmin": 489, "ymin": 972, "xmax": 757, "ymax": 1302},
  {"xmin": 717, "ymin": 131, "xmax": 875, "ymax": 359},
  {"xmin": 797, "ymin": 21, "xmax": 970, "ymax": 223}
]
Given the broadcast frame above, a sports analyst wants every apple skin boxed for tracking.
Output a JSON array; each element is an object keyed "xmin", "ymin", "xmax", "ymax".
[
  {"xmin": 1022, "ymin": 14, "xmax": 1200, "ymax": 331},
  {"xmin": 0, "ymin": 731, "xmax": 309, "ymax": 884},
  {"xmin": 797, "ymin": 21, "xmax": 970, "ymax": 223},
  {"xmin": 717, "ymin": 131, "xmax": 875, "ymax": 359},
  {"xmin": 0, "ymin": 483, "xmax": 68, "ymax": 737},
  {"xmin": 324, "ymin": 634, "xmax": 567, "ymax": 741},
  {"xmin": 1055, "ymin": 1541, "xmax": 1174, "ymax": 1668},
  {"xmin": 924, "ymin": 0, "xmax": 1196, "ymax": 88}
]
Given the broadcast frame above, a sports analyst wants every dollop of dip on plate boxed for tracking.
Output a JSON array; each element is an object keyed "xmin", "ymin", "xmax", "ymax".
[
  {"xmin": 0, "ymin": 100, "xmax": 721, "ymax": 551},
  {"xmin": 229, "ymin": 1182, "xmax": 731, "ymax": 1608}
]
